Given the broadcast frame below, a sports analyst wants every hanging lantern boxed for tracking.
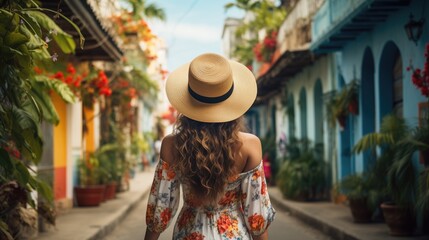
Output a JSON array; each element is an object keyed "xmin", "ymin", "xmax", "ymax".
[{"xmin": 404, "ymin": 14, "xmax": 425, "ymax": 45}]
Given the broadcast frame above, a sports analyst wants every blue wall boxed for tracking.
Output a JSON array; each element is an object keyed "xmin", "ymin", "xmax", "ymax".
[{"xmin": 335, "ymin": 0, "xmax": 429, "ymax": 178}]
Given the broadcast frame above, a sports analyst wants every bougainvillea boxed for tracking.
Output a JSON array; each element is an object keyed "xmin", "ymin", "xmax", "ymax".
[
  {"xmin": 253, "ymin": 31, "xmax": 278, "ymax": 63},
  {"xmin": 81, "ymin": 68, "xmax": 112, "ymax": 108},
  {"xmin": 408, "ymin": 43, "xmax": 429, "ymax": 97},
  {"xmin": 110, "ymin": 11, "xmax": 158, "ymax": 64},
  {"xmin": 34, "ymin": 64, "xmax": 112, "ymax": 108}
]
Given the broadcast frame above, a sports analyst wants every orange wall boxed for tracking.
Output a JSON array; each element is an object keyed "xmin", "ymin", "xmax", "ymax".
[
  {"xmin": 52, "ymin": 93, "xmax": 67, "ymax": 200},
  {"xmin": 84, "ymin": 107, "xmax": 95, "ymax": 153}
]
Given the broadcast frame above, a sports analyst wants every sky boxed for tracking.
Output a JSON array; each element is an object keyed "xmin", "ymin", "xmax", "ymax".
[{"xmin": 148, "ymin": 0, "xmax": 243, "ymax": 71}]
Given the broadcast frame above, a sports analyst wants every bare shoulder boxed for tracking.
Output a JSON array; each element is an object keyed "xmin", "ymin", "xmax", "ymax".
[
  {"xmin": 160, "ymin": 134, "xmax": 175, "ymax": 164},
  {"xmin": 239, "ymin": 132, "xmax": 261, "ymax": 145},
  {"xmin": 239, "ymin": 132, "xmax": 262, "ymax": 171}
]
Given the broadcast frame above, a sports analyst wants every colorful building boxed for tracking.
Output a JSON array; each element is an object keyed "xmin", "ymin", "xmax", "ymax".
[
  {"xmin": 223, "ymin": 0, "xmax": 428, "ymax": 192},
  {"xmin": 39, "ymin": 0, "xmax": 123, "ymax": 213}
]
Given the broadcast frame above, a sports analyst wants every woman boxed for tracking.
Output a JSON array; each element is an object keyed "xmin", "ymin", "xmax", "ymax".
[{"xmin": 145, "ymin": 53, "xmax": 275, "ymax": 240}]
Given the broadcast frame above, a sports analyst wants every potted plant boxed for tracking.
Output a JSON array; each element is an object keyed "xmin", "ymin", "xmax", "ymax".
[
  {"xmin": 327, "ymin": 80, "xmax": 359, "ymax": 130},
  {"xmin": 340, "ymin": 174, "xmax": 373, "ymax": 223},
  {"xmin": 392, "ymin": 124, "xmax": 429, "ymax": 234},
  {"xmin": 96, "ymin": 143, "xmax": 130, "ymax": 200},
  {"xmin": 354, "ymin": 114, "xmax": 417, "ymax": 236},
  {"xmin": 74, "ymin": 152, "xmax": 105, "ymax": 207},
  {"xmin": 277, "ymin": 138, "xmax": 328, "ymax": 201}
]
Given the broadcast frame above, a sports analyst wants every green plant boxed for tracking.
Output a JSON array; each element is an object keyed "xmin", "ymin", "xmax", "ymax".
[
  {"xmin": 232, "ymin": 39, "xmax": 258, "ymax": 67},
  {"xmin": 393, "ymin": 124, "xmax": 429, "ymax": 213},
  {"xmin": 326, "ymin": 80, "xmax": 359, "ymax": 129},
  {"xmin": 225, "ymin": 0, "xmax": 286, "ymax": 63},
  {"xmin": 277, "ymin": 138, "xmax": 327, "ymax": 200},
  {"xmin": 340, "ymin": 174, "xmax": 371, "ymax": 200},
  {"xmin": 78, "ymin": 152, "xmax": 102, "ymax": 186},
  {"xmin": 0, "ymin": 1, "xmax": 83, "ymax": 238},
  {"xmin": 96, "ymin": 143, "xmax": 126, "ymax": 185},
  {"xmin": 353, "ymin": 114, "xmax": 418, "ymax": 210}
]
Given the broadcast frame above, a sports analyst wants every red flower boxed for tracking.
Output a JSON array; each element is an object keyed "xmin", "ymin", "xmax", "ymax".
[
  {"xmin": 99, "ymin": 87, "xmax": 112, "ymax": 96},
  {"xmin": 73, "ymin": 76, "xmax": 82, "ymax": 87},
  {"xmin": 65, "ymin": 76, "xmax": 73, "ymax": 84},
  {"xmin": 34, "ymin": 66, "xmax": 43, "ymax": 74},
  {"xmin": 128, "ymin": 88, "xmax": 137, "ymax": 98},
  {"xmin": 54, "ymin": 71, "xmax": 64, "ymax": 79},
  {"xmin": 67, "ymin": 63, "xmax": 76, "ymax": 75},
  {"xmin": 409, "ymin": 43, "xmax": 429, "ymax": 98},
  {"xmin": 96, "ymin": 76, "xmax": 108, "ymax": 88}
]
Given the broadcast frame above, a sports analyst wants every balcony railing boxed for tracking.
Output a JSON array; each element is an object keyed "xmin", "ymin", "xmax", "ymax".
[
  {"xmin": 312, "ymin": 0, "xmax": 370, "ymax": 44},
  {"xmin": 311, "ymin": 0, "xmax": 374, "ymax": 51}
]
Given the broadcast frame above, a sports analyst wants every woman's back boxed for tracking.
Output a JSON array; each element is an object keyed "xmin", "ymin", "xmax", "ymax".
[
  {"xmin": 160, "ymin": 132, "xmax": 263, "ymax": 180},
  {"xmin": 144, "ymin": 53, "xmax": 275, "ymax": 240},
  {"xmin": 146, "ymin": 132, "xmax": 275, "ymax": 239}
]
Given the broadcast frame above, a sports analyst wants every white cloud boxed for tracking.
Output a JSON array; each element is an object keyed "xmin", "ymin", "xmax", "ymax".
[{"xmin": 153, "ymin": 22, "xmax": 221, "ymax": 43}]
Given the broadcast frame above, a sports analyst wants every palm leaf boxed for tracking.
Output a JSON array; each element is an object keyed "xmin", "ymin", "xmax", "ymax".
[
  {"xmin": 353, "ymin": 132, "xmax": 394, "ymax": 153},
  {"xmin": 417, "ymin": 170, "xmax": 429, "ymax": 212},
  {"xmin": 387, "ymin": 152, "xmax": 417, "ymax": 208}
]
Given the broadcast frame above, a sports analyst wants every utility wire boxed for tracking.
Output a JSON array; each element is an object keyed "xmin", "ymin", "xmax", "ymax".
[{"xmin": 169, "ymin": 0, "xmax": 200, "ymax": 48}]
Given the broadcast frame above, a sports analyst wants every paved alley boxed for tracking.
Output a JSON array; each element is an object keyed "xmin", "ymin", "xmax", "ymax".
[{"xmin": 103, "ymin": 193, "xmax": 332, "ymax": 240}]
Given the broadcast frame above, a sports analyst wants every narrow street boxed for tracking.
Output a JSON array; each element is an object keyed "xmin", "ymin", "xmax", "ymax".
[{"xmin": 104, "ymin": 193, "xmax": 332, "ymax": 240}]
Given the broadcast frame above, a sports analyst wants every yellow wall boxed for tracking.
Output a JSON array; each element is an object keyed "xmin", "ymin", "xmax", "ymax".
[
  {"xmin": 52, "ymin": 93, "xmax": 68, "ymax": 200},
  {"xmin": 52, "ymin": 93, "xmax": 67, "ymax": 168},
  {"xmin": 84, "ymin": 107, "xmax": 95, "ymax": 153}
]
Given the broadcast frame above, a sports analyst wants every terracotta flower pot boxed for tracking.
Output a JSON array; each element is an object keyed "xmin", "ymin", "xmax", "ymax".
[
  {"xmin": 349, "ymin": 198, "xmax": 372, "ymax": 223},
  {"xmin": 348, "ymin": 98, "xmax": 359, "ymax": 115},
  {"xmin": 104, "ymin": 182, "xmax": 117, "ymax": 200},
  {"xmin": 380, "ymin": 202, "xmax": 416, "ymax": 236},
  {"xmin": 74, "ymin": 185, "xmax": 105, "ymax": 207},
  {"xmin": 337, "ymin": 115, "xmax": 347, "ymax": 130}
]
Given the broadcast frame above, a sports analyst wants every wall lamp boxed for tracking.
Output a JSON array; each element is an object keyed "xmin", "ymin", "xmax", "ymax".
[{"xmin": 404, "ymin": 14, "xmax": 425, "ymax": 45}]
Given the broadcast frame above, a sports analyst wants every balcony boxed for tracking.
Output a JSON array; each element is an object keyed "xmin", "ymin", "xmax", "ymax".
[{"xmin": 311, "ymin": 0, "xmax": 411, "ymax": 53}]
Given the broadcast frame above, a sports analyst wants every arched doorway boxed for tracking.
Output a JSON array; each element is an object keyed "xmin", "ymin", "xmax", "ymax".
[
  {"xmin": 287, "ymin": 94, "xmax": 295, "ymax": 139},
  {"xmin": 299, "ymin": 88, "xmax": 307, "ymax": 139},
  {"xmin": 339, "ymin": 75, "xmax": 352, "ymax": 178},
  {"xmin": 271, "ymin": 104, "xmax": 277, "ymax": 136},
  {"xmin": 314, "ymin": 79, "xmax": 324, "ymax": 146},
  {"xmin": 361, "ymin": 47, "xmax": 376, "ymax": 169},
  {"xmin": 379, "ymin": 41, "xmax": 403, "ymax": 120},
  {"xmin": 245, "ymin": 110, "xmax": 260, "ymax": 136}
]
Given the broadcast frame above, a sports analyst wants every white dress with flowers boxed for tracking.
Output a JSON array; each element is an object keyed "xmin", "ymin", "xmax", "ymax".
[{"xmin": 146, "ymin": 159, "xmax": 275, "ymax": 240}]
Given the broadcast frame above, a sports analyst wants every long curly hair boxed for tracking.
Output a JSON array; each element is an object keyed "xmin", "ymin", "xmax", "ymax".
[{"xmin": 173, "ymin": 114, "xmax": 244, "ymax": 201}]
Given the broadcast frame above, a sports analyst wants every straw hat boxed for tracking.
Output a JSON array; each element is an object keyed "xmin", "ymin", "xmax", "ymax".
[{"xmin": 166, "ymin": 53, "xmax": 257, "ymax": 123}]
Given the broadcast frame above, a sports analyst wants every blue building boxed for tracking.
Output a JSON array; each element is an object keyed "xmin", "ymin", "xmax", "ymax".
[{"xmin": 311, "ymin": 0, "xmax": 428, "ymax": 180}]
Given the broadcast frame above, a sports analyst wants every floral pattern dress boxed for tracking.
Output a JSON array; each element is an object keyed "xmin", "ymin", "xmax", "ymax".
[{"xmin": 146, "ymin": 159, "xmax": 275, "ymax": 240}]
